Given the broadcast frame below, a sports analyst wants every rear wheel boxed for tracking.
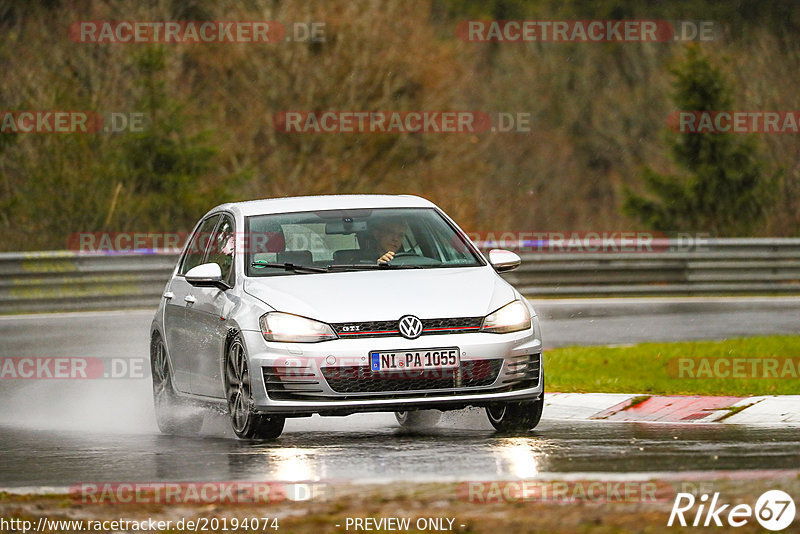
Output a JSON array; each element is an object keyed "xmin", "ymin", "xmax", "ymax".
[
  {"xmin": 225, "ymin": 336, "xmax": 285, "ymax": 440},
  {"xmin": 151, "ymin": 335, "xmax": 204, "ymax": 435},
  {"xmin": 395, "ymin": 410, "xmax": 442, "ymax": 429},
  {"xmin": 486, "ymin": 395, "xmax": 544, "ymax": 432}
]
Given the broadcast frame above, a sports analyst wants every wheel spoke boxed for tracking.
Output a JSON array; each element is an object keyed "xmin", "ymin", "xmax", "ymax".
[
  {"xmin": 236, "ymin": 348, "xmax": 247, "ymax": 380},
  {"xmin": 232, "ymin": 390, "xmax": 242, "ymax": 413},
  {"xmin": 237, "ymin": 392, "xmax": 247, "ymax": 416},
  {"xmin": 226, "ymin": 359, "xmax": 239, "ymax": 386},
  {"xmin": 234, "ymin": 391, "xmax": 248, "ymax": 430}
]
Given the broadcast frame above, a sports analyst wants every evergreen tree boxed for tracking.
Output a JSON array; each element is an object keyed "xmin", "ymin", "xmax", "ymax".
[{"xmin": 623, "ymin": 44, "xmax": 775, "ymax": 236}]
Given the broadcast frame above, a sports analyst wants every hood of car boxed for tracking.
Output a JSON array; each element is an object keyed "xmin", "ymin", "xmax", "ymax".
[{"xmin": 243, "ymin": 266, "xmax": 516, "ymax": 323}]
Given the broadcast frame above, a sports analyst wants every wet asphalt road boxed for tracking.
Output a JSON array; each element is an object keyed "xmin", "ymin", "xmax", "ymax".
[
  {"xmin": 2, "ymin": 414, "xmax": 799, "ymax": 488},
  {"xmin": 0, "ymin": 300, "xmax": 798, "ymax": 488}
]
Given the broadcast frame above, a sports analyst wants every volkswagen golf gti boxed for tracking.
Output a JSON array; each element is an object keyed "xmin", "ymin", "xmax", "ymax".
[{"xmin": 150, "ymin": 195, "xmax": 544, "ymax": 439}]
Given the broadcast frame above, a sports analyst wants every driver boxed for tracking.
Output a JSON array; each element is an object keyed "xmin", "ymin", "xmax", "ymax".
[{"xmin": 364, "ymin": 218, "xmax": 408, "ymax": 264}]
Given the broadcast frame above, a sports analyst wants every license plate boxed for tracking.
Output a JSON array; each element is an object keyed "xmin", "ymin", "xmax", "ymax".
[{"xmin": 370, "ymin": 348, "xmax": 460, "ymax": 372}]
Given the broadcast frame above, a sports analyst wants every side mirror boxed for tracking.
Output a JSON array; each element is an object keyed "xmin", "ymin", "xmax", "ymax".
[
  {"xmin": 488, "ymin": 249, "xmax": 521, "ymax": 273},
  {"xmin": 185, "ymin": 263, "xmax": 230, "ymax": 290}
]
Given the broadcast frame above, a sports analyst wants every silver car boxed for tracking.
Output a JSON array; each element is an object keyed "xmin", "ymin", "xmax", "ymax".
[{"xmin": 150, "ymin": 195, "xmax": 543, "ymax": 439}]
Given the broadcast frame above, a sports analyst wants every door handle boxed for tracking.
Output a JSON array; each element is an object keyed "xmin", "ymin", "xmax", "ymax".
[
  {"xmin": 163, "ymin": 291, "xmax": 175, "ymax": 300},
  {"xmin": 184, "ymin": 295, "xmax": 196, "ymax": 304}
]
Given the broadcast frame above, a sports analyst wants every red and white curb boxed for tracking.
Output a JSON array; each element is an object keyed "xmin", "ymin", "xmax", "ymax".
[{"xmin": 543, "ymin": 393, "xmax": 800, "ymax": 424}]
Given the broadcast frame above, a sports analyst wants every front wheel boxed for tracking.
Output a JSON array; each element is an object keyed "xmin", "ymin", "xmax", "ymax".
[
  {"xmin": 225, "ymin": 336, "xmax": 285, "ymax": 440},
  {"xmin": 486, "ymin": 395, "xmax": 544, "ymax": 432},
  {"xmin": 395, "ymin": 410, "xmax": 441, "ymax": 429}
]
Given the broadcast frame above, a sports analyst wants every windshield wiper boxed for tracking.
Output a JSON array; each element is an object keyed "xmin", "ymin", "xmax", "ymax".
[
  {"xmin": 325, "ymin": 263, "xmax": 421, "ymax": 271},
  {"xmin": 251, "ymin": 261, "xmax": 422, "ymax": 274},
  {"xmin": 251, "ymin": 261, "xmax": 328, "ymax": 274}
]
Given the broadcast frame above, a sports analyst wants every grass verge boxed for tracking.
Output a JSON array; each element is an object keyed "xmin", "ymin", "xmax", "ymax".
[{"xmin": 546, "ymin": 335, "xmax": 800, "ymax": 396}]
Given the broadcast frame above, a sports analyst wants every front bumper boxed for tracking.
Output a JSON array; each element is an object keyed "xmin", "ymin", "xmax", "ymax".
[{"xmin": 241, "ymin": 327, "xmax": 543, "ymax": 416}]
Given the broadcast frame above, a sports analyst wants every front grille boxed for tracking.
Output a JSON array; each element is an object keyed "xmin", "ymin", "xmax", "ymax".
[
  {"xmin": 321, "ymin": 359, "xmax": 502, "ymax": 394},
  {"xmin": 331, "ymin": 317, "xmax": 483, "ymax": 339},
  {"xmin": 263, "ymin": 355, "xmax": 540, "ymax": 402}
]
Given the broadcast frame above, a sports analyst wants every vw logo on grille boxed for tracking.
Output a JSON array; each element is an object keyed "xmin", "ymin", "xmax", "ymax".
[{"xmin": 398, "ymin": 315, "xmax": 423, "ymax": 339}]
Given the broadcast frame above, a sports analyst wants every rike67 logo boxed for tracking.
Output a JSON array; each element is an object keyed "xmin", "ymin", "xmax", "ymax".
[{"xmin": 668, "ymin": 490, "xmax": 795, "ymax": 531}]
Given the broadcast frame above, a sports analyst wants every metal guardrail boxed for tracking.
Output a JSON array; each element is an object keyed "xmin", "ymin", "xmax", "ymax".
[
  {"xmin": 1, "ymin": 238, "xmax": 799, "ymax": 313},
  {"xmin": 0, "ymin": 251, "xmax": 176, "ymax": 313},
  {"xmin": 504, "ymin": 238, "xmax": 800, "ymax": 297}
]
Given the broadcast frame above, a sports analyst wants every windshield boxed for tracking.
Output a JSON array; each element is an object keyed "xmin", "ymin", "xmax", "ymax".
[{"xmin": 245, "ymin": 207, "xmax": 483, "ymax": 276}]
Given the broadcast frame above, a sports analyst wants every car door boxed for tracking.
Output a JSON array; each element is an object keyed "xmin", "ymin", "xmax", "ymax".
[
  {"xmin": 162, "ymin": 214, "xmax": 220, "ymax": 393},
  {"xmin": 186, "ymin": 213, "xmax": 237, "ymax": 397}
]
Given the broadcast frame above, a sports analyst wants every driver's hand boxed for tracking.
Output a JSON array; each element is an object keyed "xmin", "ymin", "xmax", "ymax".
[{"xmin": 377, "ymin": 251, "xmax": 395, "ymax": 264}]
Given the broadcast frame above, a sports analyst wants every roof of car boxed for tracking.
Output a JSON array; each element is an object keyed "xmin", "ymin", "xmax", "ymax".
[{"xmin": 210, "ymin": 194, "xmax": 437, "ymax": 218}]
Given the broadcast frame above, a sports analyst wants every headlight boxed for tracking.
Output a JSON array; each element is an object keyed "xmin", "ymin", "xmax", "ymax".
[
  {"xmin": 260, "ymin": 312, "xmax": 338, "ymax": 343},
  {"xmin": 481, "ymin": 300, "xmax": 532, "ymax": 334}
]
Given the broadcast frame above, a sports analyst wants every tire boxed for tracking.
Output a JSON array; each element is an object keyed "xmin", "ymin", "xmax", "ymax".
[
  {"xmin": 395, "ymin": 410, "xmax": 442, "ymax": 429},
  {"xmin": 151, "ymin": 335, "xmax": 204, "ymax": 435},
  {"xmin": 225, "ymin": 336, "xmax": 285, "ymax": 440},
  {"xmin": 485, "ymin": 395, "xmax": 544, "ymax": 432}
]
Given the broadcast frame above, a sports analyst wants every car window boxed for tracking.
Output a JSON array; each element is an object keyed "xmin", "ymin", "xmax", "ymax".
[
  {"xmin": 282, "ymin": 222, "xmax": 357, "ymax": 262},
  {"xmin": 246, "ymin": 207, "xmax": 483, "ymax": 276},
  {"xmin": 179, "ymin": 214, "xmax": 221, "ymax": 275},
  {"xmin": 206, "ymin": 215, "xmax": 235, "ymax": 284}
]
